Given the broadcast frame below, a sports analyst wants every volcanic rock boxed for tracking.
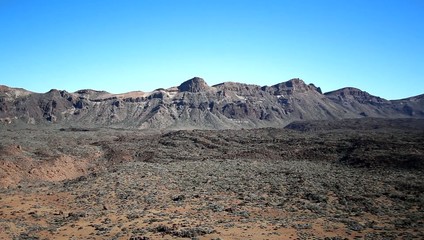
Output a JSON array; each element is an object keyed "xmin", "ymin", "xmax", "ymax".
[
  {"xmin": 0, "ymin": 78, "xmax": 423, "ymax": 129},
  {"xmin": 178, "ymin": 77, "xmax": 210, "ymax": 93}
]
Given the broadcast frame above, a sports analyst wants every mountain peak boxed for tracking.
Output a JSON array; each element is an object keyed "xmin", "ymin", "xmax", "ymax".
[
  {"xmin": 325, "ymin": 87, "xmax": 388, "ymax": 104},
  {"xmin": 178, "ymin": 77, "xmax": 210, "ymax": 93},
  {"xmin": 266, "ymin": 78, "xmax": 321, "ymax": 95},
  {"xmin": 325, "ymin": 87, "xmax": 371, "ymax": 98},
  {"xmin": 0, "ymin": 85, "xmax": 33, "ymax": 98},
  {"xmin": 286, "ymin": 78, "xmax": 305, "ymax": 85}
]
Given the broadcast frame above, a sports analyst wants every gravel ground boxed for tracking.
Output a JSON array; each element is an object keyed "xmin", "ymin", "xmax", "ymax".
[{"xmin": 1, "ymin": 118, "xmax": 423, "ymax": 239}]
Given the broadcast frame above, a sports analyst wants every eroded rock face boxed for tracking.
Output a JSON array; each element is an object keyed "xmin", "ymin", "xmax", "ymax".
[
  {"xmin": 0, "ymin": 78, "xmax": 423, "ymax": 129},
  {"xmin": 325, "ymin": 87, "xmax": 388, "ymax": 104},
  {"xmin": 178, "ymin": 77, "xmax": 210, "ymax": 93},
  {"xmin": 263, "ymin": 78, "xmax": 321, "ymax": 96}
]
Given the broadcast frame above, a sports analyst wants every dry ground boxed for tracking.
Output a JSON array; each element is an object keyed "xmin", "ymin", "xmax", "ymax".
[{"xmin": 1, "ymin": 118, "xmax": 423, "ymax": 239}]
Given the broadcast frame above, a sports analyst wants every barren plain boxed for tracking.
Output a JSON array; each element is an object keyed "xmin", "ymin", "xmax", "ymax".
[{"xmin": 1, "ymin": 118, "xmax": 423, "ymax": 239}]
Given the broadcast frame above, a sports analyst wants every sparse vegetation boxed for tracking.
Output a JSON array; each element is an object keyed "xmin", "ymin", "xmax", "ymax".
[{"xmin": 0, "ymin": 118, "xmax": 423, "ymax": 239}]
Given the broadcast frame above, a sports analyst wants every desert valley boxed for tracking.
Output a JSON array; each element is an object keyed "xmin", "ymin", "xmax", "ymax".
[{"xmin": 1, "ymin": 78, "xmax": 423, "ymax": 239}]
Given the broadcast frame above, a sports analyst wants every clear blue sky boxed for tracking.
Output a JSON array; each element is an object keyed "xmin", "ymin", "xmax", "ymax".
[{"xmin": 1, "ymin": 0, "xmax": 423, "ymax": 99}]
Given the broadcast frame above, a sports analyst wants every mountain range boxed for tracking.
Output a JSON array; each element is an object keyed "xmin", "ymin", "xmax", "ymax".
[{"xmin": 1, "ymin": 77, "xmax": 423, "ymax": 129}]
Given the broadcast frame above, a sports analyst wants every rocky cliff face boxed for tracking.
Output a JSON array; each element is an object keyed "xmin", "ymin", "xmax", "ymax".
[
  {"xmin": 1, "ymin": 77, "xmax": 423, "ymax": 129},
  {"xmin": 178, "ymin": 77, "xmax": 211, "ymax": 93}
]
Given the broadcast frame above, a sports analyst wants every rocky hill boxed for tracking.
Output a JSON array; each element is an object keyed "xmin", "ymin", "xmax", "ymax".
[{"xmin": 1, "ymin": 77, "xmax": 423, "ymax": 129}]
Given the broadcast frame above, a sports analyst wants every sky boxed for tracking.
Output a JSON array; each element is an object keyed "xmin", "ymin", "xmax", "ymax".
[{"xmin": 0, "ymin": 0, "xmax": 423, "ymax": 100}]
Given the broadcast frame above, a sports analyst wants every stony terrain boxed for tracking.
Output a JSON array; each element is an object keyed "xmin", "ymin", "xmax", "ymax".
[
  {"xmin": 1, "ymin": 77, "xmax": 423, "ymax": 129},
  {"xmin": 0, "ymin": 118, "xmax": 423, "ymax": 239}
]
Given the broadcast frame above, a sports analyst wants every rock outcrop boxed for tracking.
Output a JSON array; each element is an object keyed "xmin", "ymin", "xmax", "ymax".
[
  {"xmin": 0, "ymin": 78, "xmax": 423, "ymax": 129},
  {"xmin": 178, "ymin": 77, "xmax": 211, "ymax": 93}
]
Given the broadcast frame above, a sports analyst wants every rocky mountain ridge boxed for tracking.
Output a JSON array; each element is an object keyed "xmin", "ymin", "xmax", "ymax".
[{"xmin": 1, "ymin": 77, "xmax": 423, "ymax": 129}]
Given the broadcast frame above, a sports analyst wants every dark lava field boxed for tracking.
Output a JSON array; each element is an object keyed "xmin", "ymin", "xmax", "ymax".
[{"xmin": 1, "ymin": 118, "xmax": 423, "ymax": 239}]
